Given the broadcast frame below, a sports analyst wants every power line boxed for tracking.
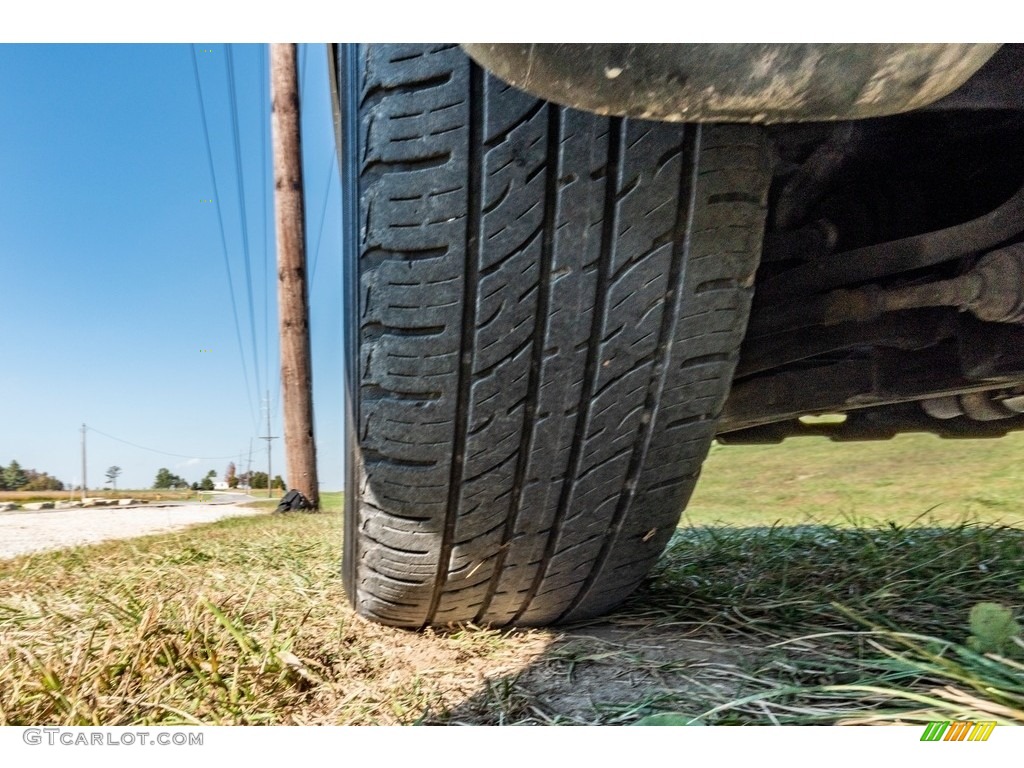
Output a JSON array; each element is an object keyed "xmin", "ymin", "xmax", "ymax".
[
  {"xmin": 226, "ymin": 44, "xmax": 263, "ymax": 408},
  {"xmin": 260, "ymin": 392, "xmax": 279, "ymax": 499},
  {"xmin": 86, "ymin": 425, "xmax": 245, "ymax": 461},
  {"xmin": 303, "ymin": 44, "xmax": 336, "ymax": 285},
  {"xmin": 190, "ymin": 44, "xmax": 259, "ymax": 435},
  {"xmin": 309, "ymin": 150, "xmax": 337, "ymax": 284},
  {"xmin": 260, "ymin": 44, "xmax": 272, "ymax": 413}
]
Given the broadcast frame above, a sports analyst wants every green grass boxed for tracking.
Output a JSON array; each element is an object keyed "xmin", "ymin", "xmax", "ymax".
[
  {"xmin": 0, "ymin": 436, "xmax": 1022, "ymax": 725},
  {"xmin": 239, "ymin": 498, "xmax": 285, "ymax": 511},
  {"xmin": 686, "ymin": 431, "xmax": 1024, "ymax": 528},
  {"xmin": 605, "ymin": 522, "xmax": 1024, "ymax": 725}
]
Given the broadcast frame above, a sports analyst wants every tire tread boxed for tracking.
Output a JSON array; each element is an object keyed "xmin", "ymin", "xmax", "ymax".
[{"xmin": 345, "ymin": 44, "xmax": 771, "ymax": 627}]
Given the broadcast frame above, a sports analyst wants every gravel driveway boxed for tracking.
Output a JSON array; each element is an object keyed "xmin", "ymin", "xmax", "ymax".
[{"xmin": 0, "ymin": 501, "xmax": 267, "ymax": 560}]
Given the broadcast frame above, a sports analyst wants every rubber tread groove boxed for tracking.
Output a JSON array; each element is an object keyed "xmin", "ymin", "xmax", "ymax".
[
  {"xmin": 474, "ymin": 108, "xmax": 559, "ymax": 622},
  {"xmin": 422, "ymin": 62, "xmax": 483, "ymax": 628},
  {"xmin": 558, "ymin": 126, "xmax": 699, "ymax": 621},
  {"xmin": 510, "ymin": 117, "xmax": 624, "ymax": 623}
]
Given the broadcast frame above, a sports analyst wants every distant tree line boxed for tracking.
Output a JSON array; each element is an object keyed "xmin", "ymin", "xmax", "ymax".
[
  {"xmin": 247, "ymin": 471, "xmax": 286, "ymax": 490},
  {"xmin": 151, "ymin": 466, "xmax": 286, "ymax": 492},
  {"xmin": 2, "ymin": 459, "xmax": 287, "ymax": 493},
  {"xmin": 0, "ymin": 460, "xmax": 64, "ymax": 491},
  {"xmin": 152, "ymin": 468, "xmax": 190, "ymax": 490}
]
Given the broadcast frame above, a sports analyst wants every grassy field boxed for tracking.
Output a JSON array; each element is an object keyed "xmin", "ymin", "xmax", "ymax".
[
  {"xmin": 687, "ymin": 431, "xmax": 1024, "ymax": 528},
  {"xmin": 1, "ymin": 489, "xmax": 285, "ymax": 507},
  {"xmin": 0, "ymin": 435, "xmax": 1022, "ymax": 725},
  {"xmin": 0, "ymin": 489, "xmax": 196, "ymax": 505}
]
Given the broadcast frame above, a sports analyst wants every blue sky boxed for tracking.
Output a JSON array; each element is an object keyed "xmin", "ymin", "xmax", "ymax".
[
  {"xmin": 0, "ymin": 43, "xmax": 344, "ymax": 490},
  {"xmin": 0, "ymin": 21, "xmax": 1000, "ymax": 493}
]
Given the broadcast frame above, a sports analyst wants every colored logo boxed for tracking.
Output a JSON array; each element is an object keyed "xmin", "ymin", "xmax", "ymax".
[{"xmin": 920, "ymin": 720, "xmax": 996, "ymax": 742}]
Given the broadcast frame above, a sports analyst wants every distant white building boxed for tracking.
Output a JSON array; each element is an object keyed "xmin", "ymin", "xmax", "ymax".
[{"xmin": 214, "ymin": 481, "xmax": 230, "ymax": 491}]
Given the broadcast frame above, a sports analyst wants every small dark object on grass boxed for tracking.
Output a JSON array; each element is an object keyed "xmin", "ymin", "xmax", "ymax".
[{"xmin": 275, "ymin": 490, "xmax": 310, "ymax": 514}]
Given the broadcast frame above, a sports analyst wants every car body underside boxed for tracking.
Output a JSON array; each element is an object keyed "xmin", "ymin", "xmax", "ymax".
[
  {"xmin": 329, "ymin": 43, "xmax": 1024, "ymax": 628},
  {"xmin": 465, "ymin": 43, "xmax": 1024, "ymax": 446}
]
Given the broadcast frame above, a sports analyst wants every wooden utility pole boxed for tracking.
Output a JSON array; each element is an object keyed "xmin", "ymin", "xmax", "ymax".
[
  {"xmin": 270, "ymin": 44, "xmax": 319, "ymax": 510},
  {"xmin": 260, "ymin": 391, "xmax": 278, "ymax": 499}
]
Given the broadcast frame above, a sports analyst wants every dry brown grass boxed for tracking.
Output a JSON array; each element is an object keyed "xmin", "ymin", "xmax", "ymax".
[{"xmin": 0, "ymin": 498, "xmax": 553, "ymax": 724}]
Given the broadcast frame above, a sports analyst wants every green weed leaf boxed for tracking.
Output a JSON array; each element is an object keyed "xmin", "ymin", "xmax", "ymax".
[{"xmin": 966, "ymin": 602, "xmax": 1022, "ymax": 657}]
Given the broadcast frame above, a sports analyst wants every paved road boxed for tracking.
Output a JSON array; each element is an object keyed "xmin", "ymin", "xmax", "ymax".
[{"xmin": 0, "ymin": 496, "xmax": 267, "ymax": 560}]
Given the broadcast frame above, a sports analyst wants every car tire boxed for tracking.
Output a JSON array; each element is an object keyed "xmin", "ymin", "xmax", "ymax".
[{"xmin": 333, "ymin": 43, "xmax": 772, "ymax": 628}]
